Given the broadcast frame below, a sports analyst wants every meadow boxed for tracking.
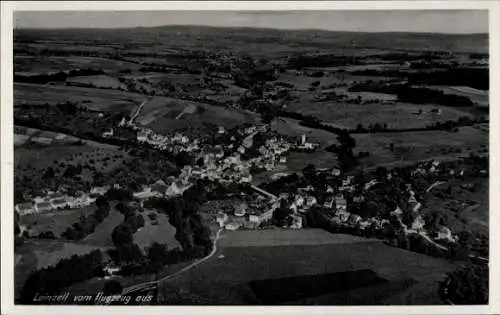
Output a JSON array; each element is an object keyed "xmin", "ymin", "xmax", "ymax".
[
  {"xmin": 157, "ymin": 229, "xmax": 457, "ymax": 305},
  {"xmin": 352, "ymin": 126, "xmax": 488, "ymax": 170}
]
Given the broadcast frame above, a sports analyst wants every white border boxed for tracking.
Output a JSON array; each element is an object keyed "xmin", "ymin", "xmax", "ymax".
[{"xmin": 1, "ymin": 1, "xmax": 498, "ymax": 315}]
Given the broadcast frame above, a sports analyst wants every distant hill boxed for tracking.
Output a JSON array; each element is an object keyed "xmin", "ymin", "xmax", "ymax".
[{"xmin": 14, "ymin": 25, "xmax": 488, "ymax": 54}]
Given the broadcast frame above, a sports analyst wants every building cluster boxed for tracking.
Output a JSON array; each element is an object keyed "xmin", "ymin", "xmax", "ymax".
[
  {"xmin": 15, "ymin": 186, "xmax": 111, "ymax": 216},
  {"xmin": 264, "ymin": 158, "xmax": 476, "ymax": 245}
]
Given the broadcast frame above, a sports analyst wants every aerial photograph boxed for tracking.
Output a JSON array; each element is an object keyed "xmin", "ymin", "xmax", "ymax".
[{"xmin": 12, "ymin": 10, "xmax": 489, "ymax": 305}]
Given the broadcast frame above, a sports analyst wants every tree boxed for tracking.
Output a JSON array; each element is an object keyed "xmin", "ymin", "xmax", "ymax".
[
  {"xmin": 440, "ymin": 264, "xmax": 488, "ymax": 304},
  {"xmin": 111, "ymin": 223, "xmax": 134, "ymax": 247},
  {"xmin": 102, "ymin": 280, "xmax": 123, "ymax": 295}
]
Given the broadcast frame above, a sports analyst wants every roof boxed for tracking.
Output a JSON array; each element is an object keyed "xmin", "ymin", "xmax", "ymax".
[
  {"xmin": 17, "ymin": 203, "xmax": 34, "ymax": 210},
  {"xmin": 51, "ymin": 198, "xmax": 66, "ymax": 205},
  {"xmin": 37, "ymin": 202, "xmax": 52, "ymax": 208}
]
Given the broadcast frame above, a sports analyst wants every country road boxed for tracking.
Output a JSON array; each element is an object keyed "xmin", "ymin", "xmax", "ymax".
[
  {"xmin": 128, "ymin": 98, "xmax": 148, "ymax": 125},
  {"xmin": 426, "ymin": 181, "xmax": 446, "ymax": 193},
  {"xmin": 122, "ymin": 228, "xmax": 223, "ymax": 295}
]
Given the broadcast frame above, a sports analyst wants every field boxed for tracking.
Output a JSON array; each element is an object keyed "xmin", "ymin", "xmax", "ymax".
[
  {"xmin": 14, "ymin": 238, "xmax": 112, "ymax": 300},
  {"xmin": 80, "ymin": 207, "xmax": 124, "ymax": 247},
  {"xmin": 14, "ymin": 55, "xmax": 141, "ymax": 74},
  {"xmin": 14, "ymin": 83, "xmax": 142, "ymax": 113},
  {"xmin": 15, "ymin": 139, "xmax": 132, "ymax": 180},
  {"xmin": 157, "ymin": 229, "xmax": 458, "ymax": 305},
  {"xmin": 271, "ymin": 118, "xmax": 340, "ymax": 171},
  {"xmin": 66, "ymin": 75, "xmax": 126, "ymax": 89},
  {"xmin": 134, "ymin": 211, "xmax": 180, "ymax": 250},
  {"xmin": 144, "ymin": 100, "xmax": 260, "ymax": 136},
  {"xmin": 353, "ymin": 126, "xmax": 488, "ymax": 170},
  {"xmin": 286, "ymin": 100, "xmax": 473, "ymax": 130},
  {"xmin": 423, "ymin": 177, "xmax": 489, "ymax": 237},
  {"xmin": 426, "ymin": 85, "xmax": 489, "ymax": 108},
  {"xmin": 20, "ymin": 206, "xmax": 94, "ymax": 237}
]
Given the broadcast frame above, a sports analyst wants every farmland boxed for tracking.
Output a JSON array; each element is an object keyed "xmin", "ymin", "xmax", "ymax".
[
  {"xmin": 157, "ymin": 229, "xmax": 457, "ymax": 305},
  {"xmin": 352, "ymin": 126, "xmax": 488, "ymax": 170},
  {"xmin": 12, "ymin": 22, "xmax": 488, "ymax": 306},
  {"xmin": 133, "ymin": 211, "xmax": 180, "ymax": 251}
]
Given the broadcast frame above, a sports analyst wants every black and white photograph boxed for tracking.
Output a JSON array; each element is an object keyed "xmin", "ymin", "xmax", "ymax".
[{"xmin": 1, "ymin": 1, "xmax": 496, "ymax": 312}]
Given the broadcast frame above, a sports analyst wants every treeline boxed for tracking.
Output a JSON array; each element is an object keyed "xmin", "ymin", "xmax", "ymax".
[
  {"xmin": 106, "ymin": 183, "xmax": 213, "ymax": 276},
  {"xmin": 351, "ymin": 67, "xmax": 488, "ymax": 90},
  {"xmin": 288, "ymin": 54, "xmax": 360, "ymax": 69},
  {"xmin": 21, "ymin": 250, "xmax": 104, "ymax": 304},
  {"xmin": 61, "ymin": 196, "xmax": 111, "ymax": 240},
  {"xmin": 14, "ymin": 68, "xmax": 105, "ymax": 84},
  {"xmin": 349, "ymin": 82, "xmax": 475, "ymax": 107}
]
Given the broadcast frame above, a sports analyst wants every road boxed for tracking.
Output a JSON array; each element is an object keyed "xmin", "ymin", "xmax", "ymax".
[
  {"xmin": 122, "ymin": 228, "xmax": 223, "ymax": 295},
  {"xmin": 128, "ymin": 98, "xmax": 148, "ymax": 125},
  {"xmin": 426, "ymin": 181, "xmax": 446, "ymax": 193}
]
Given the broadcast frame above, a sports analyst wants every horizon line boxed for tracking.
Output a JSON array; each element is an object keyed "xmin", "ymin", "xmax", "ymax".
[{"xmin": 13, "ymin": 24, "xmax": 489, "ymax": 36}]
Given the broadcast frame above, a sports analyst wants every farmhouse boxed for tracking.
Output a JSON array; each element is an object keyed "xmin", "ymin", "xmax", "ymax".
[
  {"xmin": 234, "ymin": 202, "xmax": 248, "ymax": 217},
  {"xmin": 50, "ymin": 198, "xmax": 67, "ymax": 209},
  {"xmin": 35, "ymin": 202, "xmax": 53, "ymax": 212},
  {"xmin": 90, "ymin": 186, "xmax": 110, "ymax": 195},
  {"xmin": 137, "ymin": 130, "xmax": 148, "ymax": 143},
  {"xmin": 15, "ymin": 203, "xmax": 35, "ymax": 215}
]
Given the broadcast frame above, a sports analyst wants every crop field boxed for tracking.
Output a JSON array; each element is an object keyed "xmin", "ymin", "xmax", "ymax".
[
  {"xmin": 158, "ymin": 229, "xmax": 457, "ymax": 304},
  {"xmin": 14, "ymin": 55, "xmax": 141, "ymax": 74},
  {"xmin": 14, "ymin": 83, "xmax": 142, "ymax": 113},
  {"xmin": 424, "ymin": 85, "xmax": 489, "ymax": 108},
  {"xmin": 79, "ymin": 208, "xmax": 124, "ymax": 247},
  {"xmin": 353, "ymin": 126, "xmax": 488, "ymax": 170},
  {"xmin": 286, "ymin": 100, "xmax": 473, "ymax": 130},
  {"xmin": 424, "ymin": 177, "xmax": 489, "ymax": 237},
  {"xmin": 67, "ymin": 75, "xmax": 126, "ymax": 89},
  {"xmin": 220, "ymin": 229, "xmax": 379, "ymax": 247},
  {"xmin": 21, "ymin": 206, "xmax": 94, "ymax": 237},
  {"xmin": 133, "ymin": 212, "xmax": 180, "ymax": 250},
  {"xmin": 146, "ymin": 101, "xmax": 259, "ymax": 135}
]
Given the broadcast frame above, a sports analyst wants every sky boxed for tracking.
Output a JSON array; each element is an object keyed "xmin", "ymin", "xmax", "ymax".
[{"xmin": 14, "ymin": 10, "xmax": 488, "ymax": 34}]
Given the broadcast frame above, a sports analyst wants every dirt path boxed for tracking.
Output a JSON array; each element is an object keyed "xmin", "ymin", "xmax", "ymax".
[{"xmin": 122, "ymin": 228, "xmax": 223, "ymax": 295}]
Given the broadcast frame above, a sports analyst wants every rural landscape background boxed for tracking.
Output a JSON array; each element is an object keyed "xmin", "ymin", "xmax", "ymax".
[{"xmin": 13, "ymin": 10, "xmax": 489, "ymax": 305}]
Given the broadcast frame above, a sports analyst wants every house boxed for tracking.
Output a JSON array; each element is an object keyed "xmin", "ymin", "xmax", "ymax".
[
  {"xmin": 305, "ymin": 196, "xmax": 317, "ymax": 208},
  {"xmin": 137, "ymin": 130, "xmax": 148, "ymax": 142},
  {"xmin": 248, "ymin": 215, "xmax": 260, "ymax": 224},
  {"xmin": 216, "ymin": 212, "xmax": 229, "ymax": 227},
  {"xmin": 225, "ymin": 222, "xmax": 241, "ymax": 231},
  {"xmin": 437, "ymin": 226, "xmax": 454, "ymax": 242},
  {"xmin": 364, "ymin": 180, "xmax": 378, "ymax": 190},
  {"xmin": 234, "ymin": 202, "xmax": 247, "ymax": 217},
  {"xmin": 102, "ymin": 128, "xmax": 114, "ymax": 138},
  {"xmin": 323, "ymin": 195, "xmax": 334, "ymax": 209},
  {"xmin": 165, "ymin": 181, "xmax": 193, "ymax": 197},
  {"xmin": 104, "ymin": 264, "xmax": 121, "ymax": 276},
  {"xmin": 335, "ymin": 198, "xmax": 347, "ymax": 211},
  {"xmin": 15, "ymin": 203, "xmax": 35, "ymax": 215},
  {"xmin": 91, "ymin": 186, "xmax": 110, "ymax": 195},
  {"xmin": 348, "ymin": 214, "xmax": 362, "ymax": 225},
  {"xmin": 279, "ymin": 156, "xmax": 287, "ymax": 164},
  {"xmin": 218, "ymin": 126, "xmax": 226, "ymax": 134},
  {"xmin": 133, "ymin": 187, "xmax": 155, "ymax": 199},
  {"xmin": 331, "ymin": 169, "xmax": 341, "ymax": 177},
  {"xmin": 290, "ymin": 215, "xmax": 303, "ymax": 229},
  {"xmin": 353, "ymin": 195, "xmax": 365, "ymax": 203},
  {"xmin": 35, "ymin": 202, "xmax": 53, "ymax": 212},
  {"xmin": 51, "ymin": 198, "xmax": 67, "ymax": 209},
  {"xmin": 207, "ymin": 146, "xmax": 224, "ymax": 159},
  {"xmin": 66, "ymin": 195, "xmax": 91, "ymax": 208},
  {"xmin": 392, "ymin": 206, "xmax": 404, "ymax": 217},
  {"xmin": 151, "ymin": 180, "xmax": 169, "ymax": 196},
  {"xmin": 336, "ymin": 209, "xmax": 350, "ymax": 222},
  {"xmin": 411, "ymin": 215, "xmax": 426, "ymax": 231}
]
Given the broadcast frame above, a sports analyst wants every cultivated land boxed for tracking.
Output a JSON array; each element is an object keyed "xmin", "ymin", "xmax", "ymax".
[
  {"xmin": 134, "ymin": 212, "xmax": 180, "ymax": 250},
  {"xmin": 13, "ymin": 26, "xmax": 488, "ymax": 305},
  {"xmin": 158, "ymin": 229, "xmax": 457, "ymax": 305},
  {"xmin": 353, "ymin": 126, "xmax": 488, "ymax": 169}
]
